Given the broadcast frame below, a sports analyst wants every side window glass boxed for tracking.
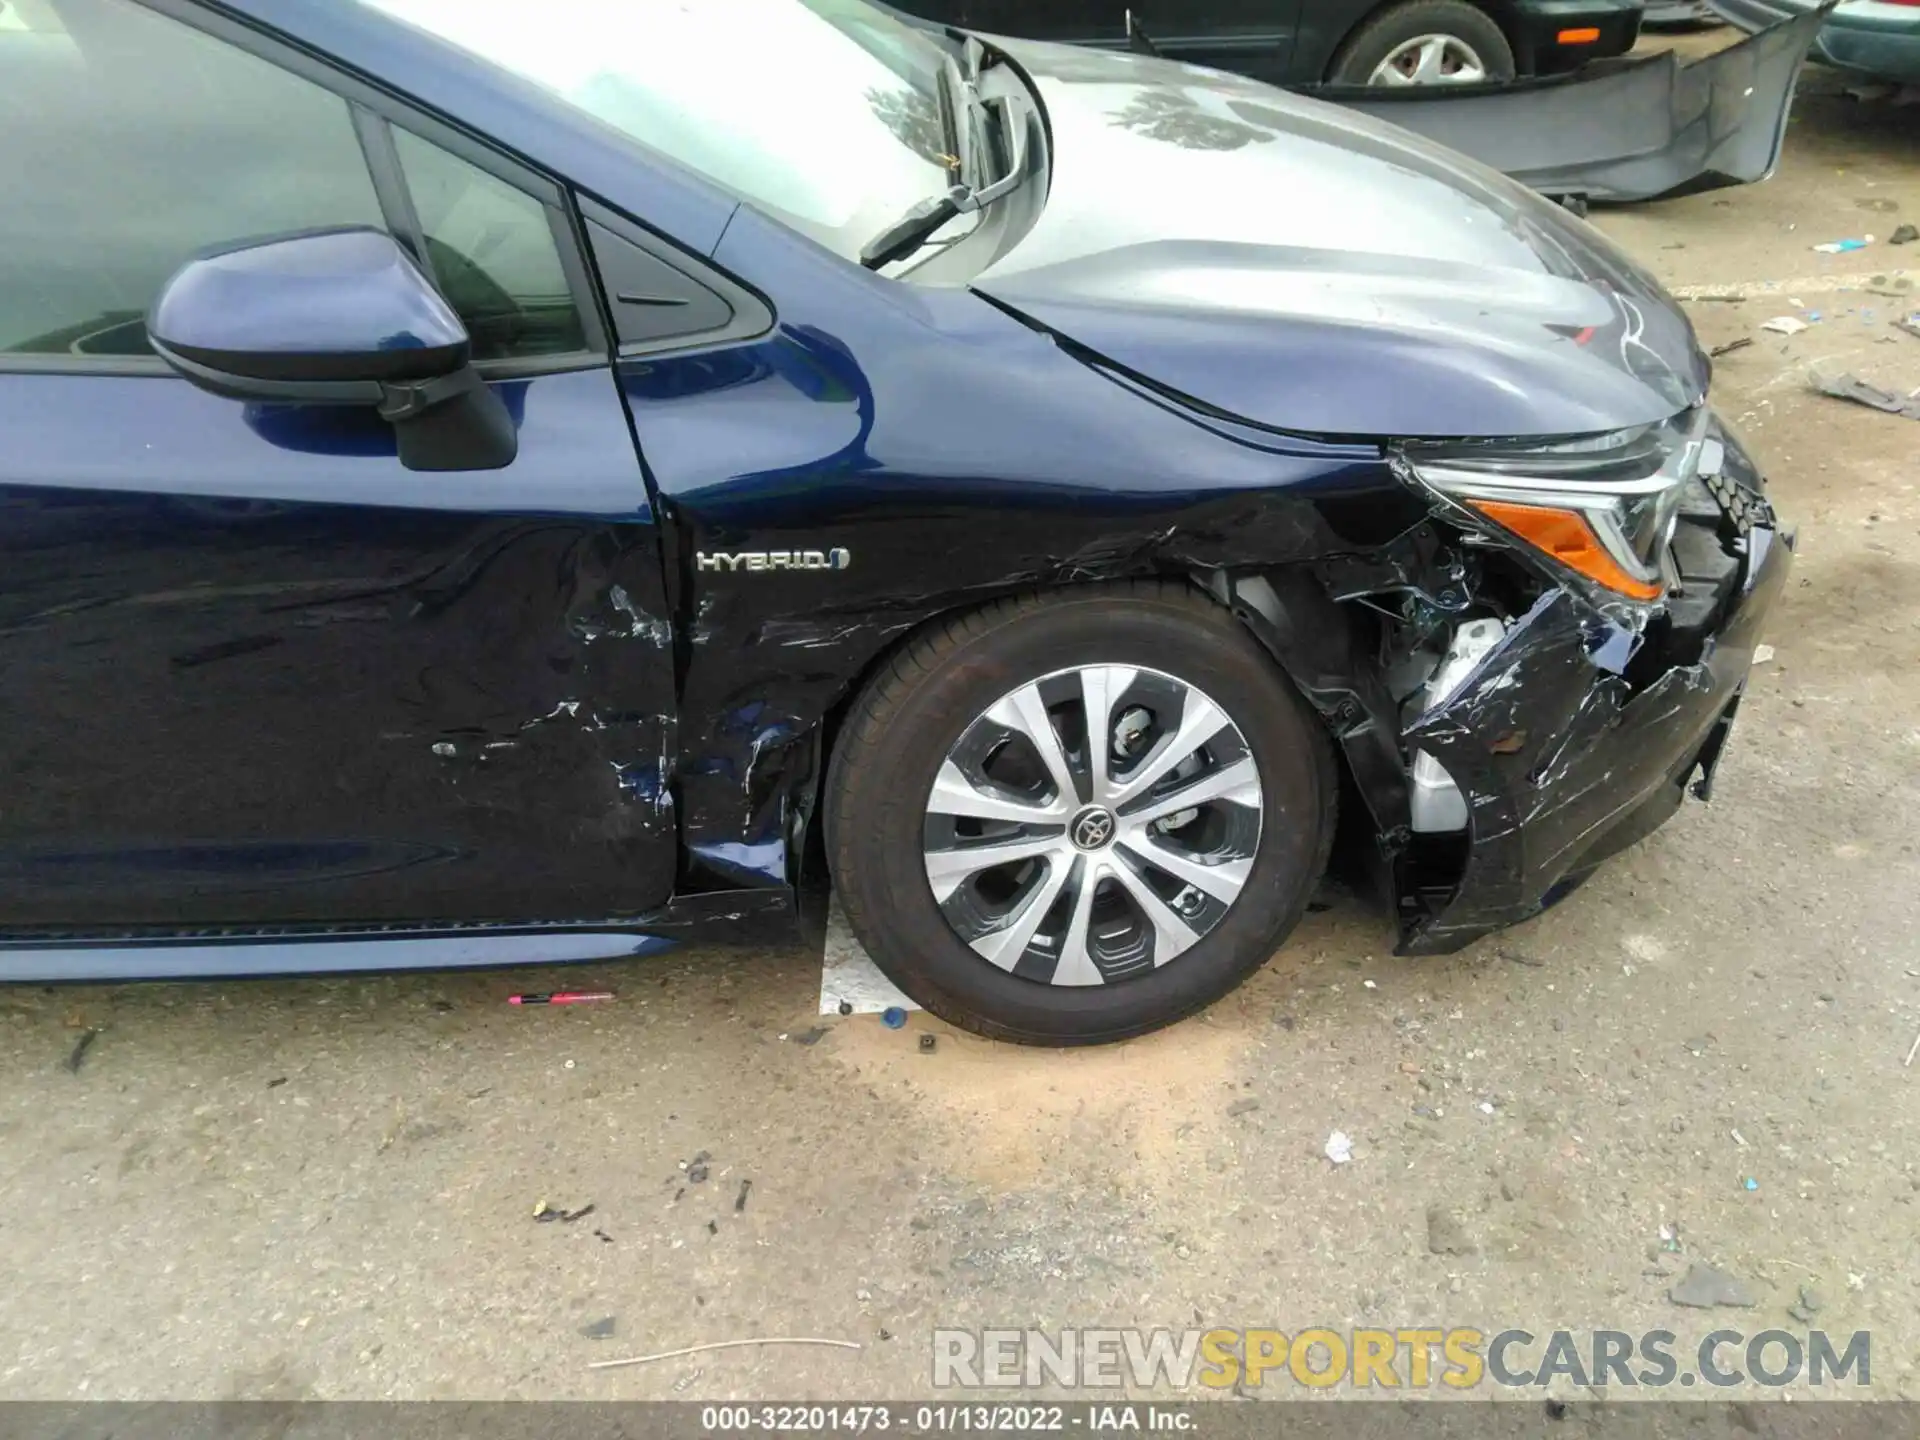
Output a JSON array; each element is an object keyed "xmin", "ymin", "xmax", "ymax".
[
  {"xmin": 0, "ymin": 0, "xmax": 385, "ymax": 357},
  {"xmin": 392, "ymin": 127, "xmax": 588, "ymax": 362}
]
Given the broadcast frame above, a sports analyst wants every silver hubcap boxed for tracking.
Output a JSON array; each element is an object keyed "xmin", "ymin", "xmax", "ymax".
[
  {"xmin": 1369, "ymin": 35, "xmax": 1488, "ymax": 86},
  {"xmin": 922, "ymin": 665, "xmax": 1264, "ymax": 987}
]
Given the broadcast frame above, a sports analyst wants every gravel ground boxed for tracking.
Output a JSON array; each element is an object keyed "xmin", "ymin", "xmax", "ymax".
[{"xmin": 2, "ymin": 47, "xmax": 1918, "ymax": 1407}]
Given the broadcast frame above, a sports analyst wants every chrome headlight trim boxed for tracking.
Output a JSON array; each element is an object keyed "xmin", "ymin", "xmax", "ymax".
[{"xmin": 1399, "ymin": 408, "xmax": 1709, "ymax": 592}]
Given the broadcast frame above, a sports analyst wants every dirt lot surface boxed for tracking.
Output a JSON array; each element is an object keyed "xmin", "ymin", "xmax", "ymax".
[{"xmin": 3, "ymin": 44, "xmax": 1918, "ymax": 1408}]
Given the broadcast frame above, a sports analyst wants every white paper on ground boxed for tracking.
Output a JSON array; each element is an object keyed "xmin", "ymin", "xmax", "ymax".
[{"xmin": 819, "ymin": 894, "xmax": 919, "ymax": 1016}]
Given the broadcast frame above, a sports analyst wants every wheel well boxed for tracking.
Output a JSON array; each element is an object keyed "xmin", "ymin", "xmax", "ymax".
[
  {"xmin": 1472, "ymin": 0, "xmax": 1525, "ymax": 62},
  {"xmin": 801, "ymin": 582, "xmax": 1136, "ymax": 889},
  {"xmin": 1322, "ymin": 0, "xmax": 1520, "ymax": 81},
  {"xmin": 796, "ymin": 573, "xmax": 1359, "ymax": 890}
]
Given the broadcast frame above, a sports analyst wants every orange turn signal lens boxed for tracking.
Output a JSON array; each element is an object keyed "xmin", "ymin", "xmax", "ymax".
[
  {"xmin": 1557, "ymin": 26, "xmax": 1602, "ymax": 42},
  {"xmin": 1466, "ymin": 498, "xmax": 1664, "ymax": 601}
]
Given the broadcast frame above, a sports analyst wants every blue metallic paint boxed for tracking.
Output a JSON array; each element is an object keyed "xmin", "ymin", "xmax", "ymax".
[
  {"xmin": 0, "ymin": 365, "xmax": 680, "ymax": 933},
  {"xmin": 148, "ymin": 227, "xmax": 466, "ymax": 376},
  {"xmin": 0, "ymin": 366, "xmax": 635, "ymax": 513},
  {"xmin": 635, "ymin": 202, "xmax": 1396, "ymax": 892}
]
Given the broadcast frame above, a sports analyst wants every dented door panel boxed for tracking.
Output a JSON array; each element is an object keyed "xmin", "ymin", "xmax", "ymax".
[{"xmin": 0, "ymin": 367, "xmax": 679, "ymax": 930}]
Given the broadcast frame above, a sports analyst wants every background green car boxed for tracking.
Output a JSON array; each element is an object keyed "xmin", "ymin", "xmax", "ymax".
[{"xmin": 1716, "ymin": 0, "xmax": 1920, "ymax": 81}]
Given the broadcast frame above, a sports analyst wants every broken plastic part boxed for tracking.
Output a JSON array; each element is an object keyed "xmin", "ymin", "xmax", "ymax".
[
  {"xmin": 1410, "ymin": 749, "xmax": 1470, "ymax": 833},
  {"xmin": 1319, "ymin": 3, "xmax": 1835, "ymax": 203},
  {"xmin": 1408, "ymin": 617, "xmax": 1508, "ymax": 833},
  {"xmin": 1421, "ymin": 618, "xmax": 1510, "ymax": 709},
  {"xmin": 1810, "ymin": 370, "xmax": 1920, "ymax": 421}
]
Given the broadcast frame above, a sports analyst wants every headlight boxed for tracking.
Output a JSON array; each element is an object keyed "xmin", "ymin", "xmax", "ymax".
[{"xmin": 1397, "ymin": 409, "xmax": 1709, "ymax": 603}]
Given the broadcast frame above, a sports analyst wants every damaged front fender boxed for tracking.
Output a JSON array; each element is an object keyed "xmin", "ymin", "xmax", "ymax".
[{"xmin": 1320, "ymin": 3, "xmax": 1837, "ymax": 203}]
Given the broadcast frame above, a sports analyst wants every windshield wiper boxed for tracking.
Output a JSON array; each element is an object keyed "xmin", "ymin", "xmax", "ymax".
[
  {"xmin": 859, "ymin": 94, "xmax": 1032, "ymax": 271},
  {"xmin": 935, "ymin": 53, "xmax": 973, "ymax": 191},
  {"xmin": 960, "ymin": 34, "xmax": 987, "ymax": 83}
]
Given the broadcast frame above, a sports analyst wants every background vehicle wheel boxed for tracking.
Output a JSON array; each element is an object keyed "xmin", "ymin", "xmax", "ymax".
[
  {"xmin": 1329, "ymin": 1, "xmax": 1515, "ymax": 86},
  {"xmin": 826, "ymin": 584, "xmax": 1336, "ymax": 1045}
]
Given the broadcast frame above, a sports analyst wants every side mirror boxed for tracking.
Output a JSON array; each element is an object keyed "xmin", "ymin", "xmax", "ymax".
[{"xmin": 148, "ymin": 227, "xmax": 518, "ymax": 472}]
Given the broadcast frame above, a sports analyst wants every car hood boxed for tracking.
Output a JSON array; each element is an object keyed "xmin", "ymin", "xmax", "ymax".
[{"xmin": 974, "ymin": 40, "xmax": 1709, "ymax": 440}]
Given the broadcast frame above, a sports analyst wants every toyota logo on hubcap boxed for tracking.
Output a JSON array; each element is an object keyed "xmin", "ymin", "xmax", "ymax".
[{"xmin": 1070, "ymin": 807, "xmax": 1116, "ymax": 851}]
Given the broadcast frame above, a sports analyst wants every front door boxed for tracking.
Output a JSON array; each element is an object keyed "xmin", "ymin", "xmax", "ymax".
[
  {"xmin": 0, "ymin": 0, "xmax": 678, "ymax": 932},
  {"xmin": 1133, "ymin": 0, "xmax": 1300, "ymax": 79},
  {"xmin": 945, "ymin": 0, "xmax": 1301, "ymax": 81}
]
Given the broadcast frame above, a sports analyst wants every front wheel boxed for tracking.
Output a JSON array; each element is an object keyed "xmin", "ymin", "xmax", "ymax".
[
  {"xmin": 826, "ymin": 584, "xmax": 1336, "ymax": 1045},
  {"xmin": 1329, "ymin": 0, "xmax": 1516, "ymax": 86}
]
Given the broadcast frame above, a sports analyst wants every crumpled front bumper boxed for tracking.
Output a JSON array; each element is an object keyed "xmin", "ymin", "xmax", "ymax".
[
  {"xmin": 1396, "ymin": 417, "xmax": 1792, "ymax": 956},
  {"xmin": 1319, "ymin": 3, "xmax": 1836, "ymax": 203}
]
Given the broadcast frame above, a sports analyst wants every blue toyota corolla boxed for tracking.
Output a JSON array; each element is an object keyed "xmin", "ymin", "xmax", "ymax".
[{"xmin": 0, "ymin": 0, "xmax": 1787, "ymax": 1043}]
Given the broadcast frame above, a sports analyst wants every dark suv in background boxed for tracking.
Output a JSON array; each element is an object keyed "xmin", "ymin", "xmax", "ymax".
[{"xmin": 889, "ymin": 0, "xmax": 1642, "ymax": 85}]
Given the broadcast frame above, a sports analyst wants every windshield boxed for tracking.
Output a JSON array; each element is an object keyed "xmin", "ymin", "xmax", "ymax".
[{"xmin": 365, "ymin": 0, "xmax": 960, "ymax": 261}]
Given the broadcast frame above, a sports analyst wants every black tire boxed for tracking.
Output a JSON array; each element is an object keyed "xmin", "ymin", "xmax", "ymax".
[
  {"xmin": 825, "ymin": 583, "xmax": 1337, "ymax": 1046},
  {"xmin": 1328, "ymin": 0, "xmax": 1515, "ymax": 86}
]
